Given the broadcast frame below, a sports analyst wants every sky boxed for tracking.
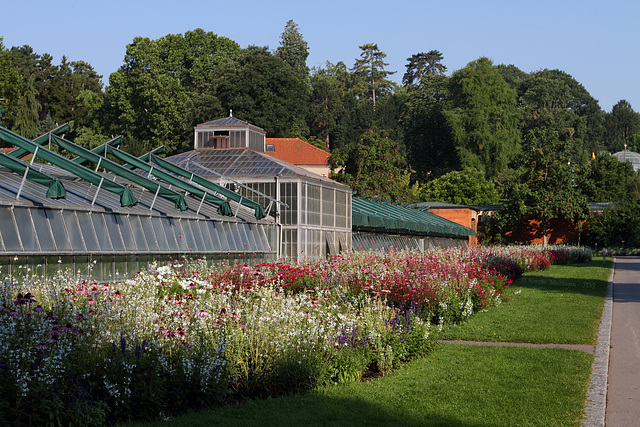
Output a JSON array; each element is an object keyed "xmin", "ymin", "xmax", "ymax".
[{"xmin": 1, "ymin": 0, "xmax": 638, "ymax": 113}]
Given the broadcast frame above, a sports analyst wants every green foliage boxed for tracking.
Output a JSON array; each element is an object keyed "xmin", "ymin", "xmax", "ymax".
[
  {"xmin": 209, "ymin": 45, "xmax": 309, "ymax": 138},
  {"xmin": 496, "ymin": 128, "xmax": 590, "ymax": 244},
  {"xmin": 518, "ymin": 69, "xmax": 604, "ymax": 164},
  {"xmin": 419, "ymin": 167, "xmax": 499, "ymax": 205},
  {"xmin": 104, "ymin": 29, "xmax": 241, "ymax": 154},
  {"xmin": 276, "ymin": 20, "xmax": 309, "ymax": 76},
  {"xmin": 579, "ymin": 152, "xmax": 639, "ymax": 202},
  {"xmin": 403, "ymin": 73, "xmax": 459, "ymax": 180},
  {"xmin": 446, "ymin": 57, "xmax": 521, "ymax": 179},
  {"xmin": 329, "ymin": 128, "xmax": 411, "ymax": 201},
  {"xmin": 402, "ymin": 50, "xmax": 447, "ymax": 87},
  {"xmin": 351, "ymin": 43, "xmax": 396, "ymax": 111},
  {"xmin": 604, "ymin": 99, "xmax": 640, "ymax": 152}
]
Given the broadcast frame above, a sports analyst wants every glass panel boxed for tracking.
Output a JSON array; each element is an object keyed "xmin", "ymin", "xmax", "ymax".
[
  {"xmin": 307, "ymin": 184, "xmax": 320, "ymax": 225},
  {"xmin": 14, "ymin": 208, "xmax": 38, "ymax": 251},
  {"xmin": 62, "ymin": 211, "xmax": 85, "ymax": 252},
  {"xmin": 46, "ymin": 210, "xmax": 70, "ymax": 251},
  {"xmin": 190, "ymin": 220, "xmax": 205, "ymax": 252},
  {"xmin": 104, "ymin": 214, "xmax": 125, "ymax": 252},
  {"xmin": 0, "ymin": 207, "xmax": 21, "ymax": 251},
  {"xmin": 151, "ymin": 217, "xmax": 169, "ymax": 251},
  {"xmin": 118, "ymin": 216, "xmax": 136, "ymax": 251},
  {"xmin": 221, "ymin": 222, "xmax": 237, "ymax": 251},
  {"xmin": 129, "ymin": 216, "xmax": 148, "ymax": 252},
  {"xmin": 161, "ymin": 217, "xmax": 178, "ymax": 250},
  {"xmin": 207, "ymin": 221, "xmax": 223, "ymax": 251},
  {"xmin": 91, "ymin": 213, "xmax": 113, "ymax": 252},
  {"xmin": 180, "ymin": 220, "xmax": 195, "ymax": 252},
  {"xmin": 31, "ymin": 209, "xmax": 56, "ymax": 252},
  {"xmin": 322, "ymin": 188, "xmax": 334, "ymax": 227},
  {"xmin": 197, "ymin": 221, "xmax": 213, "ymax": 250},
  {"xmin": 174, "ymin": 219, "xmax": 188, "ymax": 251},
  {"xmin": 140, "ymin": 216, "xmax": 159, "ymax": 251},
  {"xmin": 243, "ymin": 223, "xmax": 258, "ymax": 251},
  {"xmin": 77, "ymin": 212, "xmax": 100, "ymax": 252}
]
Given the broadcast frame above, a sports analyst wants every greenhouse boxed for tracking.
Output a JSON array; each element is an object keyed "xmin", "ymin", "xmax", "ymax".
[
  {"xmin": 167, "ymin": 116, "xmax": 352, "ymax": 261},
  {"xmin": 0, "ymin": 125, "xmax": 278, "ymax": 282},
  {"xmin": 351, "ymin": 196, "xmax": 474, "ymax": 252}
]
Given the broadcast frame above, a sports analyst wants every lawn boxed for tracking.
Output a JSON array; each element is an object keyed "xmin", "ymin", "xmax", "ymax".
[
  {"xmin": 434, "ymin": 258, "xmax": 612, "ymax": 344},
  {"xmin": 130, "ymin": 344, "xmax": 592, "ymax": 427}
]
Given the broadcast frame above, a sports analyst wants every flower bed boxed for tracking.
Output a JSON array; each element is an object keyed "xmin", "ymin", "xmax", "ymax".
[{"xmin": 0, "ymin": 245, "xmax": 591, "ymax": 425}]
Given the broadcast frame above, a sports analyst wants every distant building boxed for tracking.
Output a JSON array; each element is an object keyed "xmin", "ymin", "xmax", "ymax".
[
  {"xmin": 612, "ymin": 148, "xmax": 640, "ymax": 171},
  {"xmin": 264, "ymin": 138, "xmax": 331, "ymax": 177}
]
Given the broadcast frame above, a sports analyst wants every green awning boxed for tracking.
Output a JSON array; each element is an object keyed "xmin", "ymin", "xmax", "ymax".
[
  {"xmin": 0, "ymin": 126, "xmax": 138, "ymax": 207},
  {"xmin": 143, "ymin": 152, "xmax": 267, "ymax": 220},
  {"xmin": 0, "ymin": 150, "xmax": 67, "ymax": 199},
  {"xmin": 100, "ymin": 145, "xmax": 233, "ymax": 217}
]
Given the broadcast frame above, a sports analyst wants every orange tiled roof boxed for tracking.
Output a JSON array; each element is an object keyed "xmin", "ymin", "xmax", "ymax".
[
  {"xmin": 1, "ymin": 147, "xmax": 33, "ymax": 160},
  {"xmin": 265, "ymin": 138, "xmax": 329, "ymax": 165}
]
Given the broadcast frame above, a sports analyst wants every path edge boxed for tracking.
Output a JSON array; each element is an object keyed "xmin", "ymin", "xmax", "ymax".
[{"xmin": 583, "ymin": 258, "xmax": 615, "ymax": 427}]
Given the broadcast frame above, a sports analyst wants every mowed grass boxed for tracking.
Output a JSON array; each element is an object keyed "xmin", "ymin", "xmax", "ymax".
[
  {"xmin": 128, "ymin": 258, "xmax": 608, "ymax": 427},
  {"xmin": 131, "ymin": 344, "xmax": 592, "ymax": 427},
  {"xmin": 434, "ymin": 257, "xmax": 612, "ymax": 344}
]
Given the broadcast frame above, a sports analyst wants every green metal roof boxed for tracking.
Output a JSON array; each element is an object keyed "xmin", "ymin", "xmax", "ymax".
[{"xmin": 352, "ymin": 195, "xmax": 475, "ymax": 238}]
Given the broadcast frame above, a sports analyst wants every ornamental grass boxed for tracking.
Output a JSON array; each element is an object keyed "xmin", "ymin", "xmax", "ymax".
[{"xmin": 0, "ymin": 245, "xmax": 591, "ymax": 425}]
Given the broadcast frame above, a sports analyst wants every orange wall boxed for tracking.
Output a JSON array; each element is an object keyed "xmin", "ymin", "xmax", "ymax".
[
  {"xmin": 428, "ymin": 208, "xmax": 478, "ymax": 246},
  {"xmin": 506, "ymin": 218, "xmax": 584, "ymax": 245}
]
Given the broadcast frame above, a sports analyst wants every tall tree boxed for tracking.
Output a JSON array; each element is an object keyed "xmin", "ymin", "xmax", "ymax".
[
  {"xmin": 496, "ymin": 128, "xmax": 590, "ymax": 245},
  {"xmin": 518, "ymin": 69, "xmax": 604, "ymax": 164},
  {"xmin": 402, "ymin": 50, "xmax": 447, "ymax": 87},
  {"xmin": 275, "ymin": 20, "xmax": 309, "ymax": 76},
  {"xmin": 604, "ymin": 100, "xmax": 640, "ymax": 152},
  {"xmin": 446, "ymin": 57, "xmax": 521, "ymax": 179},
  {"xmin": 403, "ymin": 73, "xmax": 458, "ymax": 180},
  {"xmin": 209, "ymin": 45, "xmax": 309, "ymax": 138},
  {"xmin": 104, "ymin": 29, "xmax": 240, "ymax": 154},
  {"xmin": 0, "ymin": 38, "xmax": 22, "ymax": 129},
  {"xmin": 351, "ymin": 43, "xmax": 395, "ymax": 111},
  {"xmin": 12, "ymin": 73, "xmax": 40, "ymax": 139}
]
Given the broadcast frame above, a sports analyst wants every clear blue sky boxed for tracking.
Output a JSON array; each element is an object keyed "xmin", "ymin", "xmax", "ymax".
[{"xmin": 2, "ymin": 0, "xmax": 637, "ymax": 113}]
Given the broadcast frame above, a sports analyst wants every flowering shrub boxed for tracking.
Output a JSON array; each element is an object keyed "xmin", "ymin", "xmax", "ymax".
[{"xmin": 0, "ymin": 245, "xmax": 591, "ymax": 425}]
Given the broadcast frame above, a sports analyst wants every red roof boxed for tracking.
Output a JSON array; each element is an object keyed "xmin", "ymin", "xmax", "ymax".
[{"xmin": 264, "ymin": 138, "xmax": 330, "ymax": 165}]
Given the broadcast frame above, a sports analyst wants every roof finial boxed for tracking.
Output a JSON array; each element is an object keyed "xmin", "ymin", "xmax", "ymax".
[{"xmin": 230, "ymin": 109, "xmax": 233, "ymax": 118}]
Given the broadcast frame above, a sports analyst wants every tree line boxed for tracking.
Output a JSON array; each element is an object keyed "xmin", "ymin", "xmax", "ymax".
[{"xmin": 1, "ymin": 21, "xmax": 640, "ymax": 246}]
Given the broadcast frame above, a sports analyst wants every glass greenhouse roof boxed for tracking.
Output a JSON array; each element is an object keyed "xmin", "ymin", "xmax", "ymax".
[
  {"xmin": 612, "ymin": 149, "xmax": 640, "ymax": 171},
  {"xmin": 167, "ymin": 149, "xmax": 348, "ymax": 190}
]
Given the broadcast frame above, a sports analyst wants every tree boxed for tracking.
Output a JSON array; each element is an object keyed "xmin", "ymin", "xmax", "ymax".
[
  {"xmin": 518, "ymin": 69, "xmax": 604, "ymax": 164},
  {"xmin": 12, "ymin": 73, "xmax": 40, "ymax": 139},
  {"xmin": 446, "ymin": 57, "xmax": 521, "ymax": 179},
  {"xmin": 209, "ymin": 46, "xmax": 309, "ymax": 138},
  {"xmin": 330, "ymin": 128, "xmax": 412, "ymax": 201},
  {"xmin": 580, "ymin": 152, "xmax": 638, "ymax": 203},
  {"xmin": 604, "ymin": 100, "xmax": 640, "ymax": 152},
  {"xmin": 403, "ymin": 73, "xmax": 458, "ymax": 180},
  {"xmin": 275, "ymin": 20, "xmax": 309, "ymax": 76},
  {"xmin": 104, "ymin": 29, "xmax": 241, "ymax": 154},
  {"xmin": 351, "ymin": 43, "xmax": 395, "ymax": 111},
  {"xmin": 419, "ymin": 167, "xmax": 499, "ymax": 205},
  {"xmin": 0, "ymin": 38, "xmax": 22, "ymax": 129},
  {"xmin": 402, "ymin": 50, "xmax": 447, "ymax": 87},
  {"xmin": 497, "ymin": 129, "xmax": 590, "ymax": 245}
]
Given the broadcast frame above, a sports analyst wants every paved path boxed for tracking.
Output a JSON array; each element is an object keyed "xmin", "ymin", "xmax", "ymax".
[{"xmin": 605, "ymin": 256, "xmax": 640, "ymax": 426}]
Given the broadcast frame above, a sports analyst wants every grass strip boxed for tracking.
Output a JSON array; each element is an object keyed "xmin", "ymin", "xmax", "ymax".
[
  {"xmin": 434, "ymin": 258, "xmax": 612, "ymax": 344},
  {"xmin": 130, "ymin": 343, "xmax": 593, "ymax": 427}
]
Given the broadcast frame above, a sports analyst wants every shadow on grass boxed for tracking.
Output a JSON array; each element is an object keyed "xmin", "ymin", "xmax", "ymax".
[
  {"xmin": 512, "ymin": 258, "xmax": 612, "ymax": 298},
  {"xmin": 137, "ymin": 393, "xmax": 485, "ymax": 427}
]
